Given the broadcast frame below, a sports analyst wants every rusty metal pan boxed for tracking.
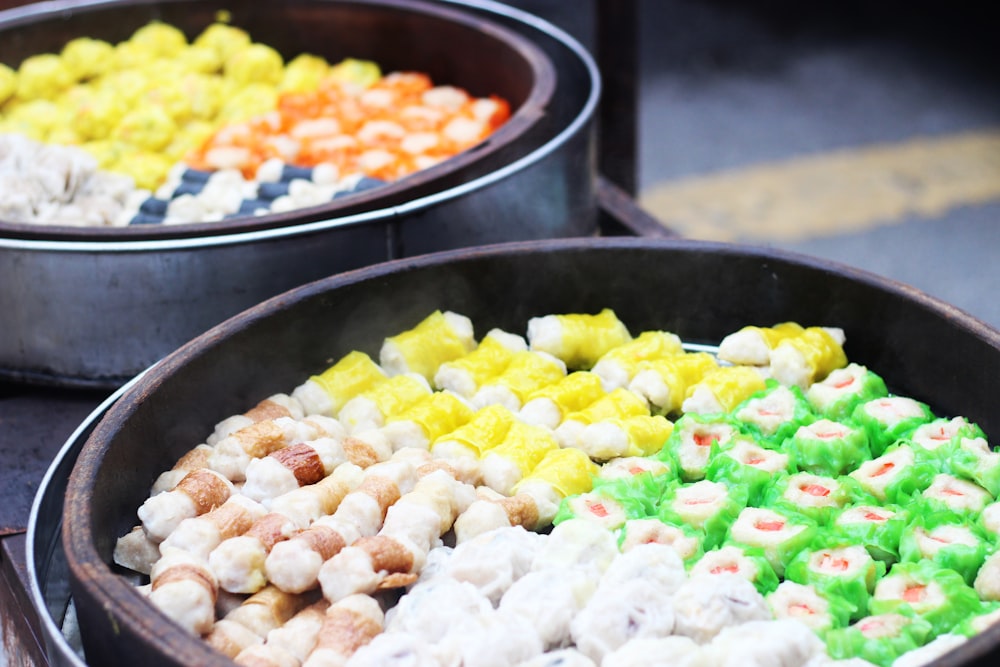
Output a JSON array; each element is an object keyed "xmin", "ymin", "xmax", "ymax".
[
  {"xmin": 59, "ymin": 237, "xmax": 1000, "ymax": 666},
  {"xmin": 0, "ymin": 0, "xmax": 601, "ymax": 388}
]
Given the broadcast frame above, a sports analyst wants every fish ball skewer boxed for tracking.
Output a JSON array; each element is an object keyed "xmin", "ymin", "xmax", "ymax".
[
  {"xmin": 232, "ymin": 600, "xmax": 330, "ymax": 666},
  {"xmin": 159, "ymin": 493, "xmax": 268, "ymax": 560},
  {"xmin": 265, "ymin": 454, "xmax": 421, "ymax": 594},
  {"xmin": 207, "ymin": 586, "xmax": 321, "ymax": 659},
  {"xmin": 148, "ymin": 548, "xmax": 218, "ymax": 636},
  {"xmin": 318, "ymin": 468, "xmax": 475, "ymax": 602},
  {"xmin": 208, "ymin": 462, "xmax": 364, "ymax": 594},
  {"xmin": 208, "ymin": 415, "xmax": 346, "ymax": 482},
  {"xmin": 301, "ymin": 595, "xmax": 385, "ymax": 667},
  {"xmin": 138, "ymin": 468, "xmax": 234, "ymax": 543}
]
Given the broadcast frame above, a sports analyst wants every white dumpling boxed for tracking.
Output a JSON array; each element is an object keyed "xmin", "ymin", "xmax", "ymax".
[
  {"xmin": 602, "ymin": 636, "xmax": 704, "ymax": 667},
  {"xmin": 444, "ymin": 526, "xmax": 544, "ymax": 603},
  {"xmin": 672, "ymin": 574, "xmax": 771, "ymax": 644},
  {"xmin": 345, "ymin": 631, "xmax": 442, "ymax": 667},
  {"xmin": 498, "ymin": 566, "xmax": 598, "ymax": 649},
  {"xmin": 517, "ymin": 648, "xmax": 597, "ymax": 667},
  {"xmin": 700, "ymin": 619, "xmax": 825, "ymax": 667},
  {"xmin": 432, "ymin": 608, "xmax": 544, "ymax": 667},
  {"xmin": 889, "ymin": 634, "xmax": 966, "ymax": 667},
  {"xmin": 597, "ymin": 543, "xmax": 687, "ymax": 597},
  {"xmin": 0, "ymin": 172, "xmax": 41, "ymax": 220},
  {"xmin": 413, "ymin": 544, "xmax": 454, "ymax": 586},
  {"xmin": 530, "ymin": 519, "xmax": 619, "ymax": 576},
  {"xmin": 385, "ymin": 578, "xmax": 493, "ymax": 644},
  {"xmin": 569, "ymin": 578, "xmax": 677, "ymax": 663}
]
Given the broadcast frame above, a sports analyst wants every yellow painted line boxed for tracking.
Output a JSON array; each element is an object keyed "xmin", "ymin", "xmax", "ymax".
[{"xmin": 638, "ymin": 129, "xmax": 1000, "ymax": 242}]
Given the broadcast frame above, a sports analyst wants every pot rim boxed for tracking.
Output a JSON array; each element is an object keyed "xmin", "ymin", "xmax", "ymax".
[{"xmin": 25, "ymin": 374, "xmax": 143, "ymax": 667}]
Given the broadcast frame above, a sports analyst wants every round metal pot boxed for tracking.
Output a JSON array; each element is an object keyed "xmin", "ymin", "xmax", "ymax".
[
  {"xmin": 0, "ymin": 0, "xmax": 600, "ymax": 388},
  {"xmin": 57, "ymin": 237, "xmax": 1000, "ymax": 667}
]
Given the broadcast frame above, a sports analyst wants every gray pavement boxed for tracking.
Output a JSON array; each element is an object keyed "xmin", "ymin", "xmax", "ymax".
[{"xmin": 635, "ymin": 0, "xmax": 1000, "ymax": 330}]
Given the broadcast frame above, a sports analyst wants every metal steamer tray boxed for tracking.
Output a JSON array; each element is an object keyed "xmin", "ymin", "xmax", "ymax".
[
  {"xmin": 0, "ymin": 0, "xmax": 601, "ymax": 388},
  {"xmin": 36, "ymin": 237, "xmax": 1000, "ymax": 667},
  {"xmin": 24, "ymin": 338, "xmax": 745, "ymax": 666}
]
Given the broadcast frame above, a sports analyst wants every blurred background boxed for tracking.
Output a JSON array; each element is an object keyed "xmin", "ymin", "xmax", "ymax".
[{"xmin": 511, "ymin": 0, "xmax": 1000, "ymax": 330}]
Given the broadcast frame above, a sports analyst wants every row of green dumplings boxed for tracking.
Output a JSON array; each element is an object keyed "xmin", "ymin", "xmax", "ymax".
[{"xmin": 553, "ymin": 360, "xmax": 1000, "ymax": 666}]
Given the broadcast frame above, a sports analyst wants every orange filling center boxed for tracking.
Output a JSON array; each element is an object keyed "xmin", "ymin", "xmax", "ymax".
[
  {"xmin": 903, "ymin": 584, "xmax": 927, "ymax": 603},
  {"xmin": 818, "ymin": 553, "xmax": 850, "ymax": 572},
  {"xmin": 789, "ymin": 603, "xmax": 816, "ymax": 617},
  {"xmin": 693, "ymin": 433, "xmax": 715, "ymax": 447},
  {"xmin": 587, "ymin": 501, "xmax": 609, "ymax": 518},
  {"xmin": 711, "ymin": 564, "xmax": 740, "ymax": 574},
  {"xmin": 871, "ymin": 462, "xmax": 895, "ymax": 478},
  {"xmin": 756, "ymin": 519, "xmax": 785, "ymax": 532}
]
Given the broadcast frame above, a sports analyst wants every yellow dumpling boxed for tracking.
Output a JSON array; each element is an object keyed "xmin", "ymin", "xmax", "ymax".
[
  {"xmin": 98, "ymin": 69, "xmax": 152, "ymax": 107},
  {"xmin": 16, "ymin": 53, "xmax": 74, "ymax": 101},
  {"xmin": 80, "ymin": 139, "xmax": 127, "ymax": 170},
  {"xmin": 310, "ymin": 351, "xmax": 388, "ymax": 416},
  {"xmin": 112, "ymin": 40, "xmax": 159, "ymax": 71},
  {"xmin": 224, "ymin": 43, "xmax": 284, "ymax": 87},
  {"xmin": 194, "ymin": 22, "xmax": 252, "ymax": 63},
  {"xmin": 279, "ymin": 53, "xmax": 329, "ymax": 92},
  {"xmin": 113, "ymin": 106, "xmax": 176, "ymax": 152},
  {"xmin": 143, "ymin": 75, "xmax": 194, "ymax": 122},
  {"xmin": 73, "ymin": 91, "xmax": 127, "ymax": 141},
  {"xmin": 178, "ymin": 73, "xmax": 224, "ymax": 121},
  {"xmin": 129, "ymin": 21, "xmax": 188, "ymax": 57},
  {"xmin": 164, "ymin": 120, "xmax": 215, "ymax": 162},
  {"xmin": 327, "ymin": 58, "xmax": 381, "ymax": 87},
  {"xmin": 175, "ymin": 44, "xmax": 223, "ymax": 74},
  {"xmin": 5, "ymin": 99, "xmax": 69, "ymax": 141},
  {"xmin": 0, "ymin": 116, "xmax": 44, "ymax": 141},
  {"xmin": 46, "ymin": 124, "xmax": 82, "ymax": 146},
  {"xmin": 108, "ymin": 149, "xmax": 170, "ymax": 190},
  {"xmin": 0, "ymin": 63, "xmax": 17, "ymax": 105},
  {"xmin": 216, "ymin": 83, "xmax": 278, "ymax": 123},
  {"xmin": 514, "ymin": 447, "xmax": 600, "ymax": 499},
  {"xmin": 60, "ymin": 37, "xmax": 115, "ymax": 81}
]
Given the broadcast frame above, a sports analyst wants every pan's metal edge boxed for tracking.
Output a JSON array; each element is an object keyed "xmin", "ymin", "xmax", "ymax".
[{"xmin": 25, "ymin": 372, "xmax": 147, "ymax": 667}]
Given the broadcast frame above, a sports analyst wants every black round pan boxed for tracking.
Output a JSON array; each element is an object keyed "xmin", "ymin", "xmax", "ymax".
[
  {"xmin": 64, "ymin": 237, "xmax": 1000, "ymax": 666},
  {"xmin": 0, "ymin": 0, "xmax": 603, "ymax": 388},
  {"xmin": 0, "ymin": 0, "xmax": 556, "ymax": 241}
]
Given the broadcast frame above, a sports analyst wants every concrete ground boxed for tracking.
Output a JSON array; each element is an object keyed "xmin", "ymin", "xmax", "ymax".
[{"xmin": 634, "ymin": 0, "xmax": 1000, "ymax": 330}]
